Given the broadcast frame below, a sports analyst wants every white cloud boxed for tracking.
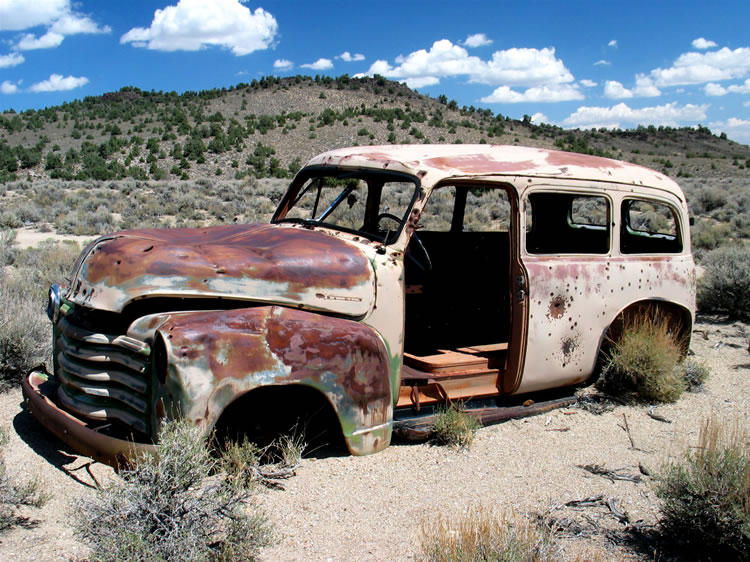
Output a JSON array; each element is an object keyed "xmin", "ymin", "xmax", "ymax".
[
  {"xmin": 530, "ymin": 112, "xmax": 549, "ymax": 124},
  {"xmin": 744, "ymin": 101, "xmax": 750, "ymax": 107},
  {"xmin": 563, "ymin": 102, "xmax": 709, "ymax": 129},
  {"xmin": 29, "ymin": 73, "xmax": 88, "ymax": 92},
  {"xmin": 0, "ymin": 80, "xmax": 20, "ymax": 94},
  {"xmin": 16, "ymin": 31, "xmax": 65, "ymax": 50},
  {"xmin": 405, "ymin": 76, "xmax": 440, "ymax": 88},
  {"xmin": 632, "ymin": 74, "xmax": 661, "ymax": 97},
  {"xmin": 121, "ymin": 0, "xmax": 278, "ymax": 56},
  {"xmin": 362, "ymin": 40, "xmax": 576, "ymax": 96},
  {"xmin": 477, "ymin": 47, "xmax": 574, "ymax": 86},
  {"xmin": 301, "ymin": 58, "xmax": 333, "ymax": 70},
  {"xmin": 709, "ymin": 117, "xmax": 750, "ymax": 144},
  {"xmin": 594, "ymin": 59, "xmax": 611, "ymax": 66},
  {"xmin": 0, "ymin": 52, "xmax": 24, "ymax": 68},
  {"xmin": 580, "ymin": 79, "xmax": 597, "ymax": 87},
  {"xmin": 481, "ymin": 83, "xmax": 583, "ymax": 103},
  {"xmin": 604, "ymin": 76, "xmax": 660, "ymax": 99},
  {"xmin": 463, "ymin": 33, "xmax": 492, "ymax": 48},
  {"xmin": 728, "ymin": 78, "xmax": 750, "ymax": 94},
  {"xmin": 338, "ymin": 51, "xmax": 365, "ymax": 62},
  {"xmin": 50, "ymin": 13, "xmax": 109, "ymax": 35},
  {"xmin": 704, "ymin": 82, "xmax": 727, "ymax": 96},
  {"xmin": 650, "ymin": 46, "xmax": 750, "ymax": 86},
  {"xmin": 608, "ymin": 39, "xmax": 617, "ymax": 48},
  {"xmin": 0, "ymin": 0, "xmax": 67, "ymax": 30},
  {"xmin": 692, "ymin": 37, "xmax": 717, "ymax": 50},
  {"xmin": 273, "ymin": 59, "xmax": 293, "ymax": 71},
  {"xmin": 604, "ymin": 80, "xmax": 633, "ymax": 99},
  {"xmin": 3, "ymin": 0, "xmax": 110, "ymax": 51}
]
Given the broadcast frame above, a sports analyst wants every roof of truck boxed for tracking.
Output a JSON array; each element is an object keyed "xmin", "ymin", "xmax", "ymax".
[{"xmin": 305, "ymin": 144, "xmax": 684, "ymax": 198}]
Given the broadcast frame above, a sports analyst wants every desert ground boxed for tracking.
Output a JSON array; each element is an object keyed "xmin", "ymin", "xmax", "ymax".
[{"xmin": 0, "ymin": 315, "xmax": 747, "ymax": 561}]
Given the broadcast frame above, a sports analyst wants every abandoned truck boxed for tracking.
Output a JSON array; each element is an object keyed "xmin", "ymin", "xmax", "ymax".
[{"xmin": 23, "ymin": 144, "xmax": 695, "ymax": 466}]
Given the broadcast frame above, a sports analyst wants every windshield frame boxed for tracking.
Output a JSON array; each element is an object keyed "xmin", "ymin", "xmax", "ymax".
[{"xmin": 272, "ymin": 166, "xmax": 421, "ymax": 245}]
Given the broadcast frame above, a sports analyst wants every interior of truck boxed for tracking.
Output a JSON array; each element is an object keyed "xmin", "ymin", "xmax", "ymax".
[{"xmin": 400, "ymin": 184, "xmax": 514, "ymax": 404}]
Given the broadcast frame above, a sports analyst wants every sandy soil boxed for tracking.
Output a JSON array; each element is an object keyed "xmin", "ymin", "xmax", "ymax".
[
  {"xmin": 12, "ymin": 227, "xmax": 94, "ymax": 250},
  {"xmin": 0, "ymin": 319, "xmax": 748, "ymax": 561}
]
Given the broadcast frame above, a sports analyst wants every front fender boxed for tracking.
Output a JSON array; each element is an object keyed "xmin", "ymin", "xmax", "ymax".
[{"xmin": 155, "ymin": 306, "xmax": 393, "ymax": 454}]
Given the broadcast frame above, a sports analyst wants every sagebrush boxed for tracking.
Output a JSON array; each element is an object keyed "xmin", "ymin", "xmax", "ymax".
[
  {"xmin": 74, "ymin": 420, "xmax": 271, "ymax": 561},
  {"xmin": 597, "ymin": 313, "xmax": 684, "ymax": 403},
  {"xmin": 697, "ymin": 245, "xmax": 750, "ymax": 321},
  {"xmin": 656, "ymin": 416, "xmax": 750, "ymax": 559},
  {"xmin": 419, "ymin": 506, "xmax": 559, "ymax": 562},
  {"xmin": 0, "ymin": 238, "xmax": 81, "ymax": 389}
]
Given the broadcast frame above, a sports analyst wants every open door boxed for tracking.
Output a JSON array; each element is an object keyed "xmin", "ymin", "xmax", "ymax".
[{"xmin": 398, "ymin": 182, "xmax": 527, "ymax": 409}]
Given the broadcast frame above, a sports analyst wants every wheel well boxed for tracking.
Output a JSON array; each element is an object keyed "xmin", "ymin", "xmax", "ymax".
[
  {"xmin": 213, "ymin": 384, "xmax": 345, "ymax": 453},
  {"xmin": 601, "ymin": 300, "xmax": 692, "ymax": 358},
  {"xmin": 593, "ymin": 300, "xmax": 693, "ymax": 379}
]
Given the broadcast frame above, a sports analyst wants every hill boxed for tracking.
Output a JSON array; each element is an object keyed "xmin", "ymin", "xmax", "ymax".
[
  {"xmin": 1, "ymin": 75, "xmax": 749, "ymax": 184},
  {"xmin": 0, "ymin": 75, "xmax": 749, "ymax": 252}
]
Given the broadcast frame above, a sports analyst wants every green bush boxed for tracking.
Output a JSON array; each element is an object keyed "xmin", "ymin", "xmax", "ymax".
[
  {"xmin": 656, "ymin": 416, "xmax": 750, "ymax": 559},
  {"xmin": 74, "ymin": 420, "xmax": 271, "ymax": 561},
  {"xmin": 597, "ymin": 313, "xmax": 684, "ymax": 403},
  {"xmin": 697, "ymin": 246, "xmax": 750, "ymax": 321},
  {"xmin": 432, "ymin": 403, "xmax": 480, "ymax": 448},
  {"xmin": 420, "ymin": 506, "xmax": 558, "ymax": 562}
]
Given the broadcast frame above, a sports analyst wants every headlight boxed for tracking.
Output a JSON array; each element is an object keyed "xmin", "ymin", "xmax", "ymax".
[{"xmin": 47, "ymin": 284, "xmax": 62, "ymax": 323}]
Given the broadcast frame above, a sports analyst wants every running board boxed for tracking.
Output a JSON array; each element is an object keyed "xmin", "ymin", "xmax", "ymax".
[{"xmin": 392, "ymin": 395, "xmax": 577, "ymax": 441}]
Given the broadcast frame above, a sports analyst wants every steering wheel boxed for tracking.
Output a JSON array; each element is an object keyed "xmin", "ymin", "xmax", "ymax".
[
  {"xmin": 375, "ymin": 212, "xmax": 432, "ymax": 271},
  {"xmin": 406, "ymin": 231, "xmax": 432, "ymax": 272},
  {"xmin": 376, "ymin": 212, "xmax": 402, "ymax": 229}
]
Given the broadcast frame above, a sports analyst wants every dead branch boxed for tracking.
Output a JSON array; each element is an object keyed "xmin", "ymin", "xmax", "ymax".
[
  {"xmin": 647, "ymin": 406, "xmax": 672, "ymax": 423},
  {"xmin": 578, "ymin": 463, "xmax": 642, "ymax": 483},
  {"xmin": 606, "ymin": 496, "xmax": 630, "ymax": 523},
  {"xmin": 621, "ymin": 413, "xmax": 635, "ymax": 448}
]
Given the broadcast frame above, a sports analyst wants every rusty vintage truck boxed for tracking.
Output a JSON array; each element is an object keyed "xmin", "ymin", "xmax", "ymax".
[{"xmin": 23, "ymin": 144, "xmax": 695, "ymax": 466}]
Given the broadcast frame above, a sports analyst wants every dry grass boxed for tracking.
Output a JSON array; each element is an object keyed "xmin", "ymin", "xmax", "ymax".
[
  {"xmin": 0, "ymin": 426, "xmax": 49, "ymax": 532},
  {"xmin": 656, "ymin": 415, "xmax": 750, "ymax": 559},
  {"xmin": 419, "ymin": 506, "xmax": 559, "ymax": 562}
]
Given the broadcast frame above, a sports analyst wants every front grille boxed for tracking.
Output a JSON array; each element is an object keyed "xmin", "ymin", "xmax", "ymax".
[{"xmin": 54, "ymin": 314, "xmax": 153, "ymax": 437}]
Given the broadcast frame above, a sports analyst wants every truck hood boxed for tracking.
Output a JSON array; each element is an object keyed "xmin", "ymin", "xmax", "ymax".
[{"xmin": 66, "ymin": 223, "xmax": 375, "ymax": 316}]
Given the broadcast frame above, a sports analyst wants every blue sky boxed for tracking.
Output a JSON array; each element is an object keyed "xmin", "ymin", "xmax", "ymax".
[{"xmin": 2, "ymin": 0, "xmax": 750, "ymax": 143}]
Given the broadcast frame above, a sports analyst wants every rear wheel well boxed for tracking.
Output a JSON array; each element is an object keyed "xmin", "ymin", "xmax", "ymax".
[
  {"xmin": 213, "ymin": 385, "xmax": 345, "ymax": 454},
  {"xmin": 595, "ymin": 300, "xmax": 693, "ymax": 377}
]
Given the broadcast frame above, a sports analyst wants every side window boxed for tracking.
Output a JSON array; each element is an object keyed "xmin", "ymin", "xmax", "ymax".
[
  {"xmin": 525, "ymin": 192, "xmax": 610, "ymax": 254},
  {"xmin": 463, "ymin": 188, "xmax": 511, "ymax": 232},
  {"xmin": 621, "ymin": 199, "xmax": 682, "ymax": 254},
  {"xmin": 418, "ymin": 186, "xmax": 456, "ymax": 231},
  {"xmin": 418, "ymin": 185, "xmax": 511, "ymax": 232}
]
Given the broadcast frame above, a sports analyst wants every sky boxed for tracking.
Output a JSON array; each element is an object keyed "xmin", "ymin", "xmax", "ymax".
[{"xmin": 1, "ymin": 0, "xmax": 750, "ymax": 144}]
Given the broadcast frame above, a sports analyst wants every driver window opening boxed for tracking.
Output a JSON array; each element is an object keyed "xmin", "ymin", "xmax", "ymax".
[
  {"xmin": 403, "ymin": 184, "xmax": 513, "ymax": 372},
  {"xmin": 276, "ymin": 172, "xmax": 417, "ymax": 244}
]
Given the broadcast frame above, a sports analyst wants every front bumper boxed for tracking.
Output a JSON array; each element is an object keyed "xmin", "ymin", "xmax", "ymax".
[{"xmin": 22, "ymin": 370, "xmax": 156, "ymax": 468}]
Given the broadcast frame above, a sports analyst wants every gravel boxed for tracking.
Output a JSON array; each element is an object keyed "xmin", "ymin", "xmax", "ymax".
[{"xmin": 1, "ymin": 319, "xmax": 748, "ymax": 561}]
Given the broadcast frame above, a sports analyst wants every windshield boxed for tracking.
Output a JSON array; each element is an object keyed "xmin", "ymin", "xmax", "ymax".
[{"xmin": 272, "ymin": 169, "xmax": 419, "ymax": 244}]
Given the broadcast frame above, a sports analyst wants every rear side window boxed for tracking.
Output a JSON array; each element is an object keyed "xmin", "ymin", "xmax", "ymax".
[
  {"xmin": 525, "ymin": 192, "xmax": 610, "ymax": 254},
  {"xmin": 621, "ymin": 199, "xmax": 682, "ymax": 254}
]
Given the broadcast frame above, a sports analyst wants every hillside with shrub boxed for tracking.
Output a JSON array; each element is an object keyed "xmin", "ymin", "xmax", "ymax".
[{"xmin": 1, "ymin": 76, "xmax": 749, "ymax": 252}]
